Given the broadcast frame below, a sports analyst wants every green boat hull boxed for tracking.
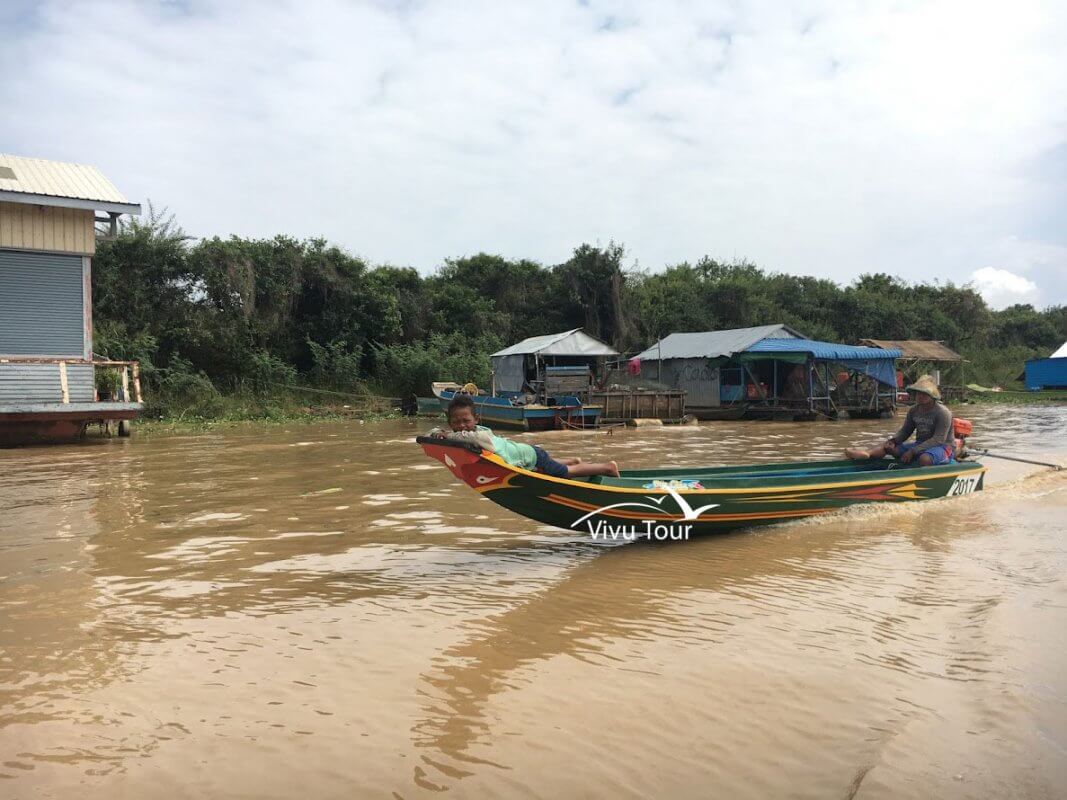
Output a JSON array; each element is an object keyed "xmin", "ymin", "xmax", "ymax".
[{"xmin": 416, "ymin": 436, "xmax": 987, "ymax": 538}]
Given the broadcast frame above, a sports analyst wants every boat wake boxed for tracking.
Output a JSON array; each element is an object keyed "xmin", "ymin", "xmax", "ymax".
[{"xmin": 770, "ymin": 461, "xmax": 1066, "ymax": 531}]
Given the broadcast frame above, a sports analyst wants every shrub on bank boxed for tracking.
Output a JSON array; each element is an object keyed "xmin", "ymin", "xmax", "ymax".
[{"xmin": 90, "ymin": 209, "xmax": 1065, "ymax": 422}]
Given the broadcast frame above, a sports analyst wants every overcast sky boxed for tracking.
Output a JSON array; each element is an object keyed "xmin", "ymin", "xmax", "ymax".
[{"xmin": 3, "ymin": 0, "xmax": 1065, "ymax": 309}]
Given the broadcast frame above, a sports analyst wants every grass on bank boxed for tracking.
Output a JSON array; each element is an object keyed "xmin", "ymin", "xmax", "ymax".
[
  {"xmin": 134, "ymin": 385, "xmax": 406, "ymax": 434},
  {"xmin": 963, "ymin": 382, "xmax": 1067, "ymax": 405}
]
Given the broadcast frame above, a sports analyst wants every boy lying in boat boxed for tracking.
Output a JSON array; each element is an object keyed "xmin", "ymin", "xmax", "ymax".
[
  {"xmin": 429, "ymin": 395, "xmax": 620, "ymax": 478},
  {"xmin": 844, "ymin": 375, "xmax": 956, "ymax": 466}
]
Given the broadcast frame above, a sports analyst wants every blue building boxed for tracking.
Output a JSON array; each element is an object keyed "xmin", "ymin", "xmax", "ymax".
[{"xmin": 1024, "ymin": 342, "xmax": 1067, "ymax": 390}]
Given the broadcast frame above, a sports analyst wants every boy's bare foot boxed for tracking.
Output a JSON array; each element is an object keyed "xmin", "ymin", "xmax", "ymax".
[
  {"xmin": 844, "ymin": 447, "xmax": 869, "ymax": 460},
  {"xmin": 609, "ymin": 460, "xmax": 620, "ymax": 478}
]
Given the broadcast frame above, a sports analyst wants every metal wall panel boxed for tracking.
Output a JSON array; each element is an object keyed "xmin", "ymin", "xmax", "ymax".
[
  {"xmin": 1025, "ymin": 358, "xmax": 1067, "ymax": 390},
  {"xmin": 0, "ymin": 202, "xmax": 95, "ymax": 254},
  {"xmin": 0, "ymin": 250, "xmax": 85, "ymax": 356},
  {"xmin": 0, "ymin": 363, "xmax": 94, "ymax": 403},
  {"xmin": 658, "ymin": 358, "xmax": 720, "ymax": 407}
]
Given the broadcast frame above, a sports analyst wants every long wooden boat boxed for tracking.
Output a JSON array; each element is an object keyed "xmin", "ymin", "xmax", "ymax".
[
  {"xmin": 431, "ymin": 382, "xmax": 602, "ymax": 431},
  {"xmin": 416, "ymin": 435, "xmax": 986, "ymax": 538}
]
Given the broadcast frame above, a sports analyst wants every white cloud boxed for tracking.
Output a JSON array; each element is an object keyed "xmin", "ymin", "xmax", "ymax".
[
  {"xmin": 2, "ymin": 0, "xmax": 1065, "ymax": 306},
  {"xmin": 970, "ymin": 266, "xmax": 1039, "ymax": 309},
  {"xmin": 971, "ymin": 236, "xmax": 1067, "ymax": 308}
]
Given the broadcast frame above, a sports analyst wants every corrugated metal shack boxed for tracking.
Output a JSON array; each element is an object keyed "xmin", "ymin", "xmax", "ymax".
[
  {"xmin": 490, "ymin": 329, "xmax": 685, "ymax": 423},
  {"xmin": 635, "ymin": 324, "xmax": 900, "ymax": 421},
  {"xmin": 0, "ymin": 154, "xmax": 142, "ymax": 445},
  {"xmin": 491, "ymin": 329, "xmax": 619, "ymax": 396}
]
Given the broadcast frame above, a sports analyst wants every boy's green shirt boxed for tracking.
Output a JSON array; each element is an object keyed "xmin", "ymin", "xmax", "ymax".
[
  {"xmin": 478, "ymin": 425, "xmax": 537, "ymax": 469},
  {"xmin": 427, "ymin": 424, "xmax": 538, "ymax": 469}
]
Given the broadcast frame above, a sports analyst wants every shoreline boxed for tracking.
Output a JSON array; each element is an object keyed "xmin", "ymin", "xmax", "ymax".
[
  {"xmin": 115, "ymin": 395, "xmax": 1067, "ymax": 437},
  {"xmin": 130, "ymin": 408, "xmax": 406, "ymax": 436}
]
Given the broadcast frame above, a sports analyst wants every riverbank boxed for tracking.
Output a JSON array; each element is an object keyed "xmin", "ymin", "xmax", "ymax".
[
  {"xmin": 133, "ymin": 387, "xmax": 404, "ymax": 433},
  {"xmin": 133, "ymin": 410, "xmax": 404, "ymax": 436},
  {"xmin": 964, "ymin": 388, "xmax": 1067, "ymax": 405},
  {"xmin": 119, "ymin": 390, "xmax": 1067, "ymax": 438}
]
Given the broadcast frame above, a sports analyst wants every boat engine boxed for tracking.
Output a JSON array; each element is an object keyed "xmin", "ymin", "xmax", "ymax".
[{"xmin": 953, "ymin": 418, "xmax": 973, "ymax": 457}]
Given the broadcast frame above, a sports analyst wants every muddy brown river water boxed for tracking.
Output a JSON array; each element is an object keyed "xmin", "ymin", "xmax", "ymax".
[{"xmin": 1, "ymin": 405, "xmax": 1065, "ymax": 799}]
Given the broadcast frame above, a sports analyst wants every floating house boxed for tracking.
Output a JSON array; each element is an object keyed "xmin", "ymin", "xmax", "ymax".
[
  {"xmin": 860, "ymin": 338, "xmax": 967, "ymax": 402},
  {"xmin": 492, "ymin": 329, "xmax": 687, "ymax": 424},
  {"xmin": 1024, "ymin": 342, "xmax": 1067, "ymax": 391},
  {"xmin": 429, "ymin": 329, "xmax": 687, "ymax": 428},
  {"xmin": 490, "ymin": 328, "xmax": 619, "ymax": 396},
  {"xmin": 430, "ymin": 330, "xmax": 617, "ymax": 430},
  {"xmin": 0, "ymin": 154, "xmax": 142, "ymax": 445},
  {"xmin": 635, "ymin": 324, "xmax": 900, "ymax": 421}
]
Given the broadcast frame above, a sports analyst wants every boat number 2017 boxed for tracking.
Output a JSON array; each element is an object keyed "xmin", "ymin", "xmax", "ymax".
[{"xmin": 948, "ymin": 475, "xmax": 981, "ymax": 496}]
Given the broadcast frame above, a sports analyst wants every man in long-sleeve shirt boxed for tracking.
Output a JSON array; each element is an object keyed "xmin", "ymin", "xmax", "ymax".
[{"xmin": 845, "ymin": 376, "xmax": 955, "ymax": 466}]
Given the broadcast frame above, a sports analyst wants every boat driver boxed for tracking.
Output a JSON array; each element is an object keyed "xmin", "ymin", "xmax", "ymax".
[{"xmin": 844, "ymin": 375, "xmax": 955, "ymax": 466}]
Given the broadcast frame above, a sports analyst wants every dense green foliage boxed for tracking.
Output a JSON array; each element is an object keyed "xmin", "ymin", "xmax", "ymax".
[{"xmin": 92, "ymin": 208, "xmax": 1065, "ymax": 417}]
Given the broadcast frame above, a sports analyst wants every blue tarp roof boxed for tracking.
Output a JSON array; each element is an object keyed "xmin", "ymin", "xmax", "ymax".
[{"xmin": 747, "ymin": 338, "xmax": 902, "ymax": 360}]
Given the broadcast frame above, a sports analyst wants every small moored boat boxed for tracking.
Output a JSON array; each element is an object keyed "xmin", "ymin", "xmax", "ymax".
[
  {"xmin": 431, "ymin": 382, "xmax": 602, "ymax": 431},
  {"xmin": 416, "ymin": 436, "xmax": 986, "ymax": 537},
  {"xmin": 414, "ymin": 396, "xmax": 442, "ymax": 416}
]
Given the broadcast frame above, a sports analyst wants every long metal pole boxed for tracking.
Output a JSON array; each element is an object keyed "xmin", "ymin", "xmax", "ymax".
[{"xmin": 968, "ymin": 449, "xmax": 1062, "ymax": 470}]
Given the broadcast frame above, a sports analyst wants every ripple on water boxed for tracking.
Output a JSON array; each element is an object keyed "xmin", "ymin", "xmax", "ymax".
[
  {"xmin": 183, "ymin": 512, "xmax": 250, "ymax": 524},
  {"xmin": 362, "ymin": 493, "xmax": 410, "ymax": 505}
]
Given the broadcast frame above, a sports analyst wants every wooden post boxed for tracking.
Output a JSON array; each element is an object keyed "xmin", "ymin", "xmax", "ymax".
[
  {"xmin": 824, "ymin": 362, "xmax": 832, "ymax": 416},
  {"xmin": 807, "ymin": 360, "xmax": 814, "ymax": 412},
  {"xmin": 59, "ymin": 361, "xmax": 69, "ymax": 404},
  {"xmin": 121, "ymin": 365, "xmax": 130, "ymax": 402},
  {"xmin": 132, "ymin": 361, "xmax": 142, "ymax": 402}
]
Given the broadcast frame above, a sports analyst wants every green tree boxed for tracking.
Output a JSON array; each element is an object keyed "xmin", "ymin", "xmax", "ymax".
[{"xmin": 555, "ymin": 242, "xmax": 633, "ymax": 347}]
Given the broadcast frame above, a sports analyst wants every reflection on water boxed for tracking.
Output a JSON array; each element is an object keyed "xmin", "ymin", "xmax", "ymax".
[{"xmin": 1, "ymin": 406, "xmax": 1065, "ymax": 798}]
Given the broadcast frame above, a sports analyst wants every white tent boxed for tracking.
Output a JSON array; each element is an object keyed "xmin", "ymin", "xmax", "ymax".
[{"xmin": 490, "ymin": 329, "xmax": 618, "ymax": 392}]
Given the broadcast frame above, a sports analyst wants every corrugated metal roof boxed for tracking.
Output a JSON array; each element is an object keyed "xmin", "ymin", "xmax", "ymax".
[
  {"xmin": 859, "ymin": 339, "xmax": 962, "ymax": 361},
  {"xmin": 493, "ymin": 329, "xmax": 578, "ymax": 357},
  {"xmin": 635, "ymin": 324, "xmax": 805, "ymax": 360},
  {"xmin": 491, "ymin": 329, "xmax": 619, "ymax": 357},
  {"xmin": 0, "ymin": 154, "xmax": 139, "ymax": 214},
  {"xmin": 748, "ymin": 338, "xmax": 901, "ymax": 360}
]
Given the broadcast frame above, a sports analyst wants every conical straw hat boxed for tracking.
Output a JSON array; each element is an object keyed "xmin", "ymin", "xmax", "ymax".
[{"xmin": 905, "ymin": 374, "xmax": 941, "ymax": 400}]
